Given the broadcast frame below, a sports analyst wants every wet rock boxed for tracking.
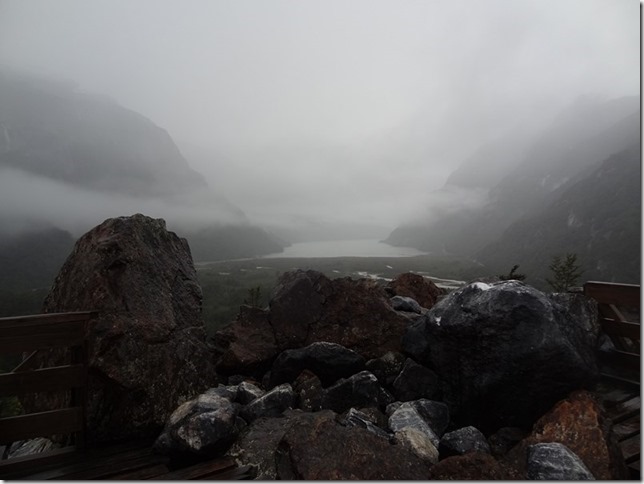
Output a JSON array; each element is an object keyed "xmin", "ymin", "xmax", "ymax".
[
  {"xmin": 488, "ymin": 427, "xmax": 528, "ymax": 458},
  {"xmin": 212, "ymin": 306, "xmax": 278, "ymax": 379},
  {"xmin": 386, "ymin": 272, "xmax": 442, "ymax": 309},
  {"xmin": 388, "ymin": 403, "xmax": 440, "ymax": 448},
  {"xmin": 503, "ymin": 390, "xmax": 628, "ymax": 479},
  {"xmin": 365, "ymin": 351, "xmax": 406, "ymax": 388},
  {"xmin": 527, "ymin": 443, "xmax": 595, "ymax": 480},
  {"xmin": 439, "ymin": 425, "xmax": 491, "ymax": 457},
  {"xmin": 269, "ymin": 342, "xmax": 365, "ymax": 388},
  {"xmin": 154, "ymin": 392, "xmax": 240, "ymax": 457},
  {"xmin": 340, "ymin": 408, "xmax": 392, "ymax": 440},
  {"xmin": 275, "ymin": 410, "xmax": 432, "ymax": 479},
  {"xmin": 393, "ymin": 427, "xmax": 439, "ymax": 464},
  {"xmin": 321, "ymin": 371, "xmax": 393, "ymax": 413},
  {"xmin": 240, "ymin": 384, "xmax": 295, "ymax": 423},
  {"xmin": 403, "ymin": 281, "xmax": 600, "ymax": 431},
  {"xmin": 407, "ymin": 399, "xmax": 450, "ymax": 437},
  {"xmin": 428, "ymin": 452, "xmax": 520, "ymax": 480},
  {"xmin": 292, "ymin": 370, "xmax": 324, "ymax": 412},
  {"xmin": 392, "ymin": 358, "xmax": 440, "ymax": 402},
  {"xmin": 390, "ymin": 295, "xmax": 423, "ymax": 314},
  {"xmin": 269, "ymin": 270, "xmax": 410, "ymax": 359},
  {"xmin": 37, "ymin": 214, "xmax": 216, "ymax": 443},
  {"xmin": 236, "ymin": 381, "xmax": 264, "ymax": 405}
]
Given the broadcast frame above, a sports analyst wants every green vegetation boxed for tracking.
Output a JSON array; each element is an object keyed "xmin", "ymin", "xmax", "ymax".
[
  {"xmin": 546, "ymin": 253, "xmax": 583, "ymax": 292},
  {"xmin": 196, "ymin": 254, "xmax": 484, "ymax": 336}
]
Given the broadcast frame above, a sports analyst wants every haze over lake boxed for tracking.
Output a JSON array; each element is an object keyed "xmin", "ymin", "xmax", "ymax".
[{"xmin": 263, "ymin": 239, "xmax": 427, "ymax": 258}]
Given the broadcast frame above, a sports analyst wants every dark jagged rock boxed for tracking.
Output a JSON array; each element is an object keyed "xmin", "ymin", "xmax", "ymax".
[
  {"xmin": 269, "ymin": 270, "xmax": 411, "ymax": 358},
  {"xmin": 237, "ymin": 381, "xmax": 264, "ymax": 405},
  {"xmin": 340, "ymin": 408, "xmax": 392, "ymax": 440},
  {"xmin": 439, "ymin": 426, "xmax": 491, "ymax": 458},
  {"xmin": 428, "ymin": 452, "xmax": 521, "ymax": 480},
  {"xmin": 392, "ymin": 358, "xmax": 440, "ymax": 402},
  {"xmin": 388, "ymin": 402, "xmax": 440, "ymax": 448},
  {"xmin": 275, "ymin": 410, "xmax": 432, "ymax": 479},
  {"xmin": 292, "ymin": 370, "xmax": 324, "ymax": 412},
  {"xmin": 386, "ymin": 272, "xmax": 443, "ymax": 309},
  {"xmin": 406, "ymin": 399, "xmax": 450, "ymax": 438},
  {"xmin": 503, "ymin": 390, "xmax": 628, "ymax": 479},
  {"xmin": 488, "ymin": 427, "xmax": 528, "ymax": 458},
  {"xmin": 37, "ymin": 214, "xmax": 216, "ymax": 443},
  {"xmin": 320, "ymin": 371, "xmax": 393, "ymax": 414},
  {"xmin": 527, "ymin": 443, "xmax": 595, "ymax": 480},
  {"xmin": 365, "ymin": 351, "xmax": 406, "ymax": 388},
  {"xmin": 239, "ymin": 384, "xmax": 295, "ymax": 424},
  {"xmin": 403, "ymin": 280, "xmax": 600, "ymax": 431},
  {"xmin": 227, "ymin": 409, "xmax": 313, "ymax": 480},
  {"xmin": 390, "ymin": 295, "xmax": 423, "ymax": 314},
  {"xmin": 154, "ymin": 392, "xmax": 240, "ymax": 457},
  {"xmin": 269, "ymin": 342, "xmax": 365, "ymax": 388},
  {"xmin": 213, "ymin": 306, "xmax": 278, "ymax": 378}
]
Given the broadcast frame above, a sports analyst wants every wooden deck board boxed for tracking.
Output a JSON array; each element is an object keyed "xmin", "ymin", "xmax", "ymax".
[{"xmin": 612, "ymin": 414, "xmax": 640, "ymax": 442}]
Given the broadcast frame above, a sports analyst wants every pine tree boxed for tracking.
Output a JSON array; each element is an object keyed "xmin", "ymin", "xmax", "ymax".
[
  {"xmin": 546, "ymin": 253, "xmax": 583, "ymax": 292},
  {"xmin": 498, "ymin": 264, "xmax": 526, "ymax": 281}
]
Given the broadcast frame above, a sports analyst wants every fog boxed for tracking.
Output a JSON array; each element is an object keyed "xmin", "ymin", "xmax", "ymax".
[{"xmin": 0, "ymin": 0, "xmax": 639, "ymax": 235}]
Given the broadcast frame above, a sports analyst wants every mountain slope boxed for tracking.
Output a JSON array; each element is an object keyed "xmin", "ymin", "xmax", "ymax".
[{"xmin": 476, "ymin": 143, "xmax": 641, "ymax": 287}]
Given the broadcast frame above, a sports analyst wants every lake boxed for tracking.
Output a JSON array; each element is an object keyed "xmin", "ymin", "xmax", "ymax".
[{"xmin": 262, "ymin": 239, "xmax": 428, "ymax": 258}]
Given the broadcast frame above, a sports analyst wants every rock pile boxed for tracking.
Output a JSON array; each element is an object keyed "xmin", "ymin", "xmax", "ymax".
[{"xmin": 153, "ymin": 277, "xmax": 621, "ymax": 479}]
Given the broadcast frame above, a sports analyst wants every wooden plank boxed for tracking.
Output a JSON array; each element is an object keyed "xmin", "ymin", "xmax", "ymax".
[
  {"xmin": 612, "ymin": 414, "xmax": 640, "ymax": 441},
  {"xmin": 0, "ymin": 311, "xmax": 97, "ymax": 327},
  {"xmin": 0, "ymin": 320, "xmax": 87, "ymax": 352},
  {"xmin": 601, "ymin": 318, "xmax": 641, "ymax": 340},
  {"xmin": 584, "ymin": 281, "xmax": 640, "ymax": 307},
  {"xmin": 0, "ymin": 407, "xmax": 83, "ymax": 444},
  {"xmin": 205, "ymin": 465, "xmax": 254, "ymax": 480},
  {"xmin": 600, "ymin": 350, "xmax": 640, "ymax": 372},
  {"xmin": 106, "ymin": 463, "xmax": 170, "ymax": 480},
  {"xmin": 628, "ymin": 460, "xmax": 640, "ymax": 479},
  {"xmin": 598, "ymin": 388, "xmax": 635, "ymax": 408},
  {"xmin": 0, "ymin": 364, "xmax": 85, "ymax": 397},
  {"xmin": 0, "ymin": 446, "xmax": 77, "ymax": 479},
  {"xmin": 152, "ymin": 458, "xmax": 237, "ymax": 480},
  {"xmin": 621, "ymin": 433, "xmax": 641, "ymax": 463},
  {"xmin": 607, "ymin": 396, "xmax": 640, "ymax": 424}
]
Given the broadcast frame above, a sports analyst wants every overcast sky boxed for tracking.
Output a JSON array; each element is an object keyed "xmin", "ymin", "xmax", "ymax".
[{"xmin": 0, "ymin": 0, "xmax": 639, "ymax": 232}]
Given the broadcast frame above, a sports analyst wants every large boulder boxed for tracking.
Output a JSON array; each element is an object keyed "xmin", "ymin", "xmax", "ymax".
[
  {"xmin": 38, "ymin": 214, "xmax": 216, "ymax": 443},
  {"xmin": 275, "ymin": 410, "xmax": 432, "ymax": 479},
  {"xmin": 386, "ymin": 272, "xmax": 443, "ymax": 309},
  {"xmin": 527, "ymin": 443, "xmax": 595, "ymax": 480},
  {"xmin": 403, "ymin": 281, "xmax": 600, "ymax": 430}
]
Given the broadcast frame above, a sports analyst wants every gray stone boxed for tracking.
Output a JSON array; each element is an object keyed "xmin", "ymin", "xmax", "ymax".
[
  {"xmin": 154, "ymin": 392, "xmax": 240, "ymax": 457},
  {"xmin": 393, "ymin": 427, "xmax": 440, "ymax": 464},
  {"xmin": 340, "ymin": 408, "xmax": 392, "ymax": 440},
  {"xmin": 240, "ymin": 384, "xmax": 295, "ymax": 423},
  {"xmin": 527, "ymin": 443, "xmax": 595, "ymax": 480},
  {"xmin": 390, "ymin": 295, "xmax": 423, "ymax": 314},
  {"xmin": 237, "ymin": 381, "xmax": 265, "ymax": 405},
  {"xmin": 321, "ymin": 371, "xmax": 393, "ymax": 413},
  {"xmin": 269, "ymin": 342, "xmax": 365, "ymax": 388},
  {"xmin": 407, "ymin": 399, "xmax": 450, "ymax": 437},
  {"xmin": 388, "ymin": 403, "xmax": 440, "ymax": 448},
  {"xmin": 439, "ymin": 426, "xmax": 491, "ymax": 457}
]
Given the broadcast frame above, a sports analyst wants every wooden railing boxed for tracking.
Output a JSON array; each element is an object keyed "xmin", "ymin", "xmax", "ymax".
[
  {"xmin": 0, "ymin": 311, "xmax": 96, "ymax": 465},
  {"xmin": 583, "ymin": 281, "xmax": 640, "ymax": 378}
]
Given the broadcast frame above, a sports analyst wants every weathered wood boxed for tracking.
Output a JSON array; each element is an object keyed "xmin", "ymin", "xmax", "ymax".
[
  {"xmin": 621, "ymin": 433, "xmax": 641, "ymax": 463},
  {"xmin": 106, "ymin": 463, "xmax": 170, "ymax": 480},
  {"xmin": 600, "ymin": 318, "xmax": 640, "ymax": 340},
  {"xmin": 612, "ymin": 415, "xmax": 640, "ymax": 442},
  {"xmin": 0, "ymin": 311, "xmax": 97, "ymax": 327},
  {"xmin": 607, "ymin": 396, "xmax": 641, "ymax": 424},
  {"xmin": 584, "ymin": 281, "xmax": 640, "ymax": 308},
  {"xmin": 598, "ymin": 387, "xmax": 636, "ymax": 408},
  {"xmin": 0, "ymin": 446, "xmax": 77, "ymax": 478},
  {"xmin": 0, "ymin": 320, "xmax": 88, "ymax": 352},
  {"xmin": 0, "ymin": 364, "xmax": 85, "ymax": 397},
  {"xmin": 0, "ymin": 407, "xmax": 83, "ymax": 444},
  {"xmin": 153, "ymin": 458, "xmax": 237, "ymax": 480}
]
